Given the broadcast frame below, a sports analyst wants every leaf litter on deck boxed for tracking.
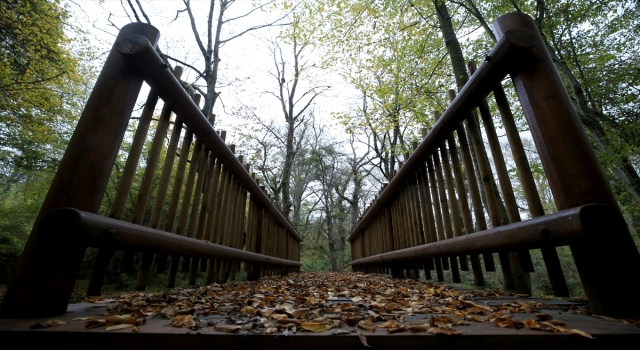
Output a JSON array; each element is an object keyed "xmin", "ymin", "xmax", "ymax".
[{"xmin": 81, "ymin": 272, "xmax": 595, "ymax": 339}]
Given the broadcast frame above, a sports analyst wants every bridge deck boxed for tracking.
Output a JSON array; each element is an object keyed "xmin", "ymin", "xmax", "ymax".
[{"xmin": 1, "ymin": 273, "xmax": 639, "ymax": 349}]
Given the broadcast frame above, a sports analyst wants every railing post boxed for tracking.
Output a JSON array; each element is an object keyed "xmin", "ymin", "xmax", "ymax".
[
  {"xmin": 494, "ymin": 13, "xmax": 640, "ymax": 317},
  {"xmin": 0, "ymin": 23, "xmax": 160, "ymax": 318}
]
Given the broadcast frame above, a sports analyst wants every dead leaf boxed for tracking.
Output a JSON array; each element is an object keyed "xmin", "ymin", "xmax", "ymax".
[
  {"xmin": 72, "ymin": 317, "xmax": 97, "ymax": 321},
  {"xmin": 272, "ymin": 313, "xmax": 289, "ymax": 320},
  {"xmin": 568, "ymin": 328, "xmax": 595, "ymax": 339},
  {"xmin": 535, "ymin": 313, "xmax": 553, "ymax": 321},
  {"xmin": 85, "ymin": 319, "xmax": 106, "ymax": 329},
  {"xmin": 215, "ymin": 324, "xmax": 241, "ymax": 333},
  {"xmin": 291, "ymin": 308, "xmax": 311, "ymax": 319},
  {"xmin": 387, "ymin": 324, "xmax": 408, "ymax": 333},
  {"xmin": 357, "ymin": 319, "xmax": 376, "ymax": 331},
  {"xmin": 408, "ymin": 324, "xmax": 430, "ymax": 332},
  {"xmin": 30, "ymin": 319, "xmax": 68, "ymax": 329},
  {"xmin": 106, "ymin": 314, "xmax": 136, "ymax": 327},
  {"xmin": 265, "ymin": 326, "xmax": 278, "ymax": 334},
  {"xmin": 106, "ymin": 324, "xmax": 134, "ymax": 331},
  {"xmin": 623, "ymin": 319, "xmax": 640, "ymax": 325},
  {"xmin": 240, "ymin": 306, "xmax": 256, "ymax": 315},
  {"xmin": 171, "ymin": 315, "xmax": 197, "ymax": 328},
  {"xmin": 523, "ymin": 319, "xmax": 541, "ymax": 329},
  {"xmin": 378, "ymin": 320, "xmax": 398, "ymax": 328},
  {"xmin": 428, "ymin": 327, "xmax": 463, "ymax": 335},
  {"xmin": 466, "ymin": 315, "xmax": 485, "ymax": 323},
  {"xmin": 357, "ymin": 330, "xmax": 371, "ymax": 347},
  {"xmin": 300, "ymin": 322, "xmax": 332, "ymax": 332}
]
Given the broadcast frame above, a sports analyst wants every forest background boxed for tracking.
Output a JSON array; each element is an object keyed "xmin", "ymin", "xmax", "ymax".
[{"xmin": 1, "ymin": 0, "xmax": 639, "ymax": 299}]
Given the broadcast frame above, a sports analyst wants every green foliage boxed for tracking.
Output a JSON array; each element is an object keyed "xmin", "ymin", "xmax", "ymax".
[
  {"xmin": 0, "ymin": 0, "xmax": 95, "ymax": 282},
  {"xmin": 0, "ymin": 0, "xmax": 93, "ymax": 172}
]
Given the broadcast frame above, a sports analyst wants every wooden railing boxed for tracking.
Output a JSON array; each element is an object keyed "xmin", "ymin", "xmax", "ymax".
[
  {"xmin": 349, "ymin": 13, "xmax": 640, "ymax": 318},
  {"xmin": 0, "ymin": 22, "xmax": 301, "ymax": 318}
]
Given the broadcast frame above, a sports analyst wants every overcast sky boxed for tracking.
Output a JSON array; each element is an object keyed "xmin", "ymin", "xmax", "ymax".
[{"xmin": 68, "ymin": 0, "xmax": 358, "ymax": 149}]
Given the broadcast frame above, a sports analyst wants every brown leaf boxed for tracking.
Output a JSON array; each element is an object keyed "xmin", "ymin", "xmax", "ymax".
[
  {"xmin": 428, "ymin": 327, "xmax": 463, "ymax": 335},
  {"xmin": 85, "ymin": 319, "xmax": 106, "ymax": 329},
  {"xmin": 568, "ymin": 328, "xmax": 595, "ymax": 339},
  {"xmin": 300, "ymin": 322, "xmax": 332, "ymax": 332},
  {"xmin": 272, "ymin": 313, "xmax": 289, "ymax": 321},
  {"xmin": 291, "ymin": 308, "xmax": 311, "ymax": 319},
  {"xmin": 30, "ymin": 319, "xmax": 68, "ymax": 329},
  {"xmin": 357, "ymin": 319, "xmax": 376, "ymax": 332},
  {"xmin": 106, "ymin": 314, "xmax": 136, "ymax": 327},
  {"xmin": 387, "ymin": 324, "xmax": 409, "ymax": 334},
  {"xmin": 215, "ymin": 324, "xmax": 241, "ymax": 333},
  {"xmin": 357, "ymin": 330, "xmax": 372, "ymax": 347},
  {"xmin": 623, "ymin": 318, "xmax": 640, "ymax": 325},
  {"xmin": 265, "ymin": 326, "xmax": 278, "ymax": 334},
  {"xmin": 523, "ymin": 319, "xmax": 541, "ymax": 329},
  {"xmin": 535, "ymin": 313, "xmax": 553, "ymax": 321},
  {"xmin": 240, "ymin": 306, "xmax": 256, "ymax": 316},
  {"xmin": 171, "ymin": 315, "xmax": 197, "ymax": 328},
  {"xmin": 106, "ymin": 324, "xmax": 134, "ymax": 331},
  {"xmin": 408, "ymin": 324, "xmax": 430, "ymax": 332},
  {"xmin": 378, "ymin": 320, "xmax": 398, "ymax": 328},
  {"xmin": 466, "ymin": 315, "xmax": 485, "ymax": 323}
]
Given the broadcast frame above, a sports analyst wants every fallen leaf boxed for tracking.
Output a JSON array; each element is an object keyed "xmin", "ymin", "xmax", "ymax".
[
  {"xmin": 215, "ymin": 324, "xmax": 241, "ymax": 333},
  {"xmin": 568, "ymin": 328, "xmax": 595, "ymax": 339},
  {"xmin": 535, "ymin": 313, "xmax": 553, "ymax": 321},
  {"xmin": 106, "ymin": 324, "xmax": 134, "ymax": 331},
  {"xmin": 357, "ymin": 319, "xmax": 376, "ymax": 331},
  {"xmin": 428, "ymin": 327, "xmax": 463, "ymax": 335},
  {"xmin": 240, "ymin": 306, "xmax": 256, "ymax": 316},
  {"xmin": 171, "ymin": 315, "xmax": 197, "ymax": 328},
  {"xmin": 378, "ymin": 320, "xmax": 398, "ymax": 328},
  {"xmin": 85, "ymin": 319, "xmax": 106, "ymax": 329},
  {"xmin": 30, "ymin": 319, "xmax": 68, "ymax": 329},
  {"xmin": 291, "ymin": 308, "xmax": 311, "ymax": 319},
  {"xmin": 265, "ymin": 327, "xmax": 278, "ymax": 334},
  {"xmin": 387, "ymin": 324, "xmax": 408, "ymax": 333},
  {"xmin": 72, "ymin": 317, "xmax": 97, "ymax": 321},
  {"xmin": 300, "ymin": 322, "xmax": 332, "ymax": 332},
  {"xmin": 466, "ymin": 315, "xmax": 485, "ymax": 323},
  {"xmin": 523, "ymin": 319, "xmax": 541, "ymax": 329},
  {"xmin": 357, "ymin": 330, "xmax": 371, "ymax": 347},
  {"xmin": 106, "ymin": 314, "xmax": 136, "ymax": 327},
  {"xmin": 408, "ymin": 324, "xmax": 430, "ymax": 332}
]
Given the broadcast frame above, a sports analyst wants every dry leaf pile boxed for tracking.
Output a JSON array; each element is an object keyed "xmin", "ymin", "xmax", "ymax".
[{"xmin": 80, "ymin": 272, "xmax": 596, "ymax": 339}]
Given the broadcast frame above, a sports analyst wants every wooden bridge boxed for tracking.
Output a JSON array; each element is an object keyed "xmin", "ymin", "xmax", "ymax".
[{"xmin": 1, "ymin": 12, "xmax": 639, "ymax": 349}]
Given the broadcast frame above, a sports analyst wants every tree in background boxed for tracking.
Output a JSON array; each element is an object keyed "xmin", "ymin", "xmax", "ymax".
[{"xmin": 0, "ymin": 0, "xmax": 95, "ymax": 282}]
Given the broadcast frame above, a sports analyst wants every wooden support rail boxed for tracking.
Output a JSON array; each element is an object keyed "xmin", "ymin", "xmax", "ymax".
[
  {"xmin": 349, "ymin": 13, "xmax": 640, "ymax": 318},
  {"xmin": 0, "ymin": 22, "xmax": 301, "ymax": 318}
]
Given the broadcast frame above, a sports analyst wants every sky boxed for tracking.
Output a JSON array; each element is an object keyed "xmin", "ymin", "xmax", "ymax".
[{"xmin": 67, "ymin": 0, "xmax": 359, "ymax": 150}]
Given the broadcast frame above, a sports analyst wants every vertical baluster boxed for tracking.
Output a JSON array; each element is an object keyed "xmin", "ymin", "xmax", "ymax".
[
  {"xmin": 137, "ymin": 70, "xmax": 190, "ymax": 290},
  {"xmin": 87, "ymin": 89, "xmax": 159, "ymax": 296},
  {"xmin": 492, "ymin": 78, "xmax": 569, "ymax": 297},
  {"xmin": 159, "ymin": 95, "xmax": 198, "ymax": 277},
  {"xmin": 469, "ymin": 61, "xmax": 532, "ymax": 295},
  {"xmin": 425, "ymin": 154, "xmax": 446, "ymax": 280},
  {"xmin": 445, "ymin": 128, "xmax": 484, "ymax": 285},
  {"xmin": 432, "ymin": 111, "xmax": 461, "ymax": 282},
  {"xmin": 164, "ymin": 96, "xmax": 199, "ymax": 288},
  {"xmin": 121, "ymin": 84, "xmax": 176, "ymax": 274},
  {"xmin": 456, "ymin": 89, "xmax": 520, "ymax": 292}
]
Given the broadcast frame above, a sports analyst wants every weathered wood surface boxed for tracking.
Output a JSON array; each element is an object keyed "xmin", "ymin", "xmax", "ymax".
[{"xmin": 1, "ymin": 295, "xmax": 638, "ymax": 350}]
